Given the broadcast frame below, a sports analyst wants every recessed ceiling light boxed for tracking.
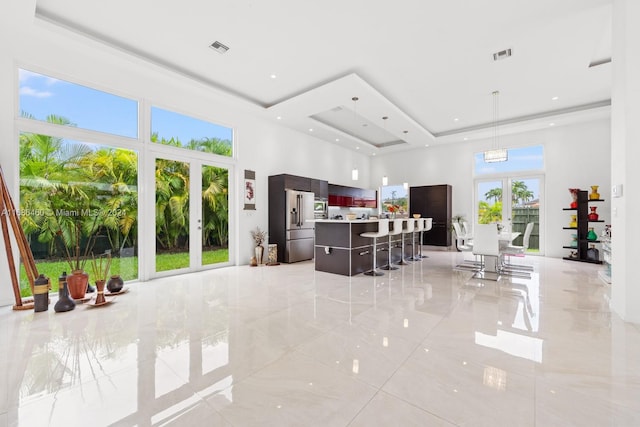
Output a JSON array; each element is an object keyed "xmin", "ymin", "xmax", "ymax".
[
  {"xmin": 463, "ymin": 137, "xmax": 468, "ymax": 141},
  {"xmin": 276, "ymin": 116, "xmax": 282, "ymax": 120},
  {"xmin": 270, "ymin": 74, "xmax": 277, "ymax": 79},
  {"xmin": 209, "ymin": 41, "xmax": 229, "ymax": 54},
  {"xmin": 335, "ymin": 138, "xmax": 340, "ymax": 142},
  {"xmin": 372, "ymin": 153, "xmax": 376, "ymax": 156},
  {"xmin": 454, "ymin": 118, "xmax": 459, "ymax": 122},
  {"xmin": 425, "ymin": 144, "xmax": 429, "ymax": 147},
  {"xmin": 549, "ymin": 123, "xmax": 555, "ymax": 126},
  {"xmin": 309, "ymin": 128, "xmax": 313, "ymax": 132},
  {"xmin": 552, "ymin": 96, "xmax": 559, "ymax": 101},
  {"xmin": 356, "ymin": 146, "xmax": 360, "ymax": 150}
]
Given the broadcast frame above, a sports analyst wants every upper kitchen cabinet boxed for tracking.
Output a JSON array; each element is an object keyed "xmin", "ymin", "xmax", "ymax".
[
  {"xmin": 328, "ymin": 184, "xmax": 377, "ymax": 208},
  {"xmin": 311, "ymin": 179, "xmax": 328, "ymax": 199},
  {"xmin": 269, "ymin": 174, "xmax": 328, "ymax": 197}
]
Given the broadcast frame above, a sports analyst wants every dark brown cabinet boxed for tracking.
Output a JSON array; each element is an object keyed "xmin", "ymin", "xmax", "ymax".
[
  {"xmin": 409, "ymin": 184, "xmax": 452, "ymax": 247},
  {"xmin": 311, "ymin": 179, "xmax": 328, "ymax": 199}
]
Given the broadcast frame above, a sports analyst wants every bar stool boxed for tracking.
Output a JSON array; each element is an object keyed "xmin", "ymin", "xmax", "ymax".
[
  {"xmin": 420, "ymin": 218, "xmax": 432, "ymax": 259},
  {"xmin": 409, "ymin": 218, "xmax": 424, "ymax": 261},
  {"xmin": 383, "ymin": 218, "xmax": 404, "ymax": 270},
  {"xmin": 360, "ymin": 219, "xmax": 389, "ymax": 276},
  {"xmin": 397, "ymin": 218, "xmax": 414, "ymax": 265}
]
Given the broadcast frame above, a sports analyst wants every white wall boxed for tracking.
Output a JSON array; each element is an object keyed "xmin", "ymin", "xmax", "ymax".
[
  {"xmin": 370, "ymin": 119, "xmax": 611, "ymax": 258},
  {"xmin": 0, "ymin": 0, "xmax": 371, "ymax": 306},
  {"xmin": 611, "ymin": 0, "xmax": 640, "ymax": 324}
]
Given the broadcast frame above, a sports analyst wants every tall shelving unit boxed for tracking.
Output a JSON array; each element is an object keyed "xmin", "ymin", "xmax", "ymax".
[{"xmin": 562, "ymin": 190, "xmax": 604, "ymax": 264}]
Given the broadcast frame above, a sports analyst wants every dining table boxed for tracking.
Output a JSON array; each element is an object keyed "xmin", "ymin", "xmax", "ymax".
[{"xmin": 483, "ymin": 231, "xmax": 521, "ymax": 273}]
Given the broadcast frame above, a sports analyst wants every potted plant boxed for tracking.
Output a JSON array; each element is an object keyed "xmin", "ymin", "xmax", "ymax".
[{"xmin": 250, "ymin": 227, "xmax": 267, "ymax": 265}]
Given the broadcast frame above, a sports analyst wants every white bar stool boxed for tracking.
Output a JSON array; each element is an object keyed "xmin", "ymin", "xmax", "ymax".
[
  {"xmin": 409, "ymin": 218, "xmax": 424, "ymax": 261},
  {"xmin": 360, "ymin": 219, "xmax": 389, "ymax": 276},
  {"xmin": 397, "ymin": 218, "xmax": 414, "ymax": 265},
  {"xmin": 383, "ymin": 218, "xmax": 404, "ymax": 270},
  {"xmin": 419, "ymin": 218, "xmax": 432, "ymax": 259}
]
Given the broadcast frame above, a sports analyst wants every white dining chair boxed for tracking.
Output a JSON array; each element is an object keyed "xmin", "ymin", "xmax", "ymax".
[
  {"xmin": 502, "ymin": 222, "xmax": 535, "ymax": 272},
  {"xmin": 360, "ymin": 219, "xmax": 389, "ymax": 276},
  {"xmin": 472, "ymin": 223, "xmax": 501, "ymax": 280},
  {"xmin": 452, "ymin": 222, "xmax": 479, "ymax": 270},
  {"xmin": 382, "ymin": 218, "xmax": 404, "ymax": 270}
]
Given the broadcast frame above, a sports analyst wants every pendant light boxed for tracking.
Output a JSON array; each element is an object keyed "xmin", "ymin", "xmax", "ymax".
[
  {"xmin": 484, "ymin": 90, "xmax": 508, "ymax": 163},
  {"xmin": 351, "ymin": 96, "xmax": 360, "ymax": 180}
]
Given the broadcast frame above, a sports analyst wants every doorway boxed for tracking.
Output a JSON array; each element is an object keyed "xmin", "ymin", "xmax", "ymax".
[
  {"xmin": 474, "ymin": 175, "xmax": 543, "ymax": 254},
  {"xmin": 153, "ymin": 154, "xmax": 231, "ymax": 276}
]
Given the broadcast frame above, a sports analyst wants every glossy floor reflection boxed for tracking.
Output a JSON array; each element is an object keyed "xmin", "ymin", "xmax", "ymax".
[{"xmin": 1, "ymin": 251, "xmax": 639, "ymax": 426}]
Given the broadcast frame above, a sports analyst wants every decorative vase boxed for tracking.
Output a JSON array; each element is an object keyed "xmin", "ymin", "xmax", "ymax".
[
  {"xmin": 569, "ymin": 214, "xmax": 577, "ymax": 228},
  {"xmin": 254, "ymin": 245, "xmax": 264, "ymax": 265},
  {"xmin": 570, "ymin": 234, "xmax": 578, "ymax": 248},
  {"xmin": 54, "ymin": 281, "xmax": 76, "ymax": 312},
  {"xmin": 67, "ymin": 270, "xmax": 89, "ymax": 300},
  {"xmin": 95, "ymin": 280, "xmax": 106, "ymax": 305},
  {"xmin": 587, "ymin": 244, "xmax": 600, "ymax": 261},
  {"xmin": 33, "ymin": 274, "xmax": 50, "ymax": 312},
  {"xmin": 589, "ymin": 185, "xmax": 600, "ymax": 200},
  {"xmin": 588, "ymin": 206, "xmax": 599, "ymax": 221},
  {"xmin": 106, "ymin": 275, "xmax": 124, "ymax": 293},
  {"xmin": 569, "ymin": 188, "xmax": 579, "ymax": 209},
  {"xmin": 587, "ymin": 227, "xmax": 598, "ymax": 241}
]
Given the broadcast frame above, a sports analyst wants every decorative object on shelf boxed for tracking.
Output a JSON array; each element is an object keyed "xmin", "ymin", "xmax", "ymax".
[
  {"xmin": 589, "ymin": 185, "xmax": 600, "ymax": 200},
  {"xmin": 569, "ymin": 214, "xmax": 577, "ymax": 228},
  {"xmin": 569, "ymin": 250, "xmax": 578, "ymax": 259},
  {"xmin": 250, "ymin": 226, "xmax": 267, "ymax": 265},
  {"xmin": 587, "ymin": 244, "xmax": 600, "ymax": 261},
  {"xmin": 54, "ymin": 279, "xmax": 76, "ymax": 312},
  {"xmin": 249, "ymin": 256, "xmax": 258, "ymax": 267},
  {"xmin": 569, "ymin": 188, "xmax": 579, "ymax": 208},
  {"xmin": 570, "ymin": 234, "xmax": 578, "ymax": 248},
  {"xmin": 588, "ymin": 206, "xmax": 599, "ymax": 221},
  {"xmin": 587, "ymin": 227, "xmax": 598, "ymax": 241},
  {"xmin": 266, "ymin": 243, "xmax": 279, "ymax": 266},
  {"xmin": 90, "ymin": 252, "xmax": 112, "ymax": 305},
  {"xmin": 106, "ymin": 275, "xmax": 124, "ymax": 293},
  {"xmin": 386, "ymin": 204, "xmax": 400, "ymax": 219},
  {"xmin": 33, "ymin": 274, "xmax": 50, "ymax": 312}
]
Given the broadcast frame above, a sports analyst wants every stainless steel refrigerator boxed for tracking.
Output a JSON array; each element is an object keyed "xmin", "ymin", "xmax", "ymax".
[{"xmin": 285, "ymin": 189, "xmax": 315, "ymax": 262}]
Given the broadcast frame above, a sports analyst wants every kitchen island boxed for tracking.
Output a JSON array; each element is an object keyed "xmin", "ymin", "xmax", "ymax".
[{"xmin": 314, "ymin": 219, "xmax": 414, "ymax": 276}]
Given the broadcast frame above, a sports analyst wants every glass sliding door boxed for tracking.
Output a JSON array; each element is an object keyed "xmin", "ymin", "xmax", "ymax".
[{"xmin": 154, "ymin": 156, "xmax": 230, "ymax": 275}]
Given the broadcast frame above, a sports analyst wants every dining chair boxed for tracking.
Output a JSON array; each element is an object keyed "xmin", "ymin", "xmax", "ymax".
[
  {"xmin": 452, "ymin": 222, "xmax": 479, "ymax": 271},
  {"xmin": 502, "ymin": 222, "xmax": 535, "ymax": 272},
  {"xmin": 472, "ymin": 223, "xmax": 501, "ymax": 280}
]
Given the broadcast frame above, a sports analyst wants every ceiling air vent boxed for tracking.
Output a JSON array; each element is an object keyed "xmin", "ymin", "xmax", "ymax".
[
  {"xmin": 493, "ymin": 48, "xmax": 512, "ymax": 61},
  {"xmin": 209, "ymin": 41, "xmax": 230, "ymax": 54}
]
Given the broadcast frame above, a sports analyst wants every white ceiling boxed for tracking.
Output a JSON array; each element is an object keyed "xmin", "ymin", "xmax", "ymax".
[{"xmin": 34, "ymin": 0, "xmax": 612, "ymax": 154}]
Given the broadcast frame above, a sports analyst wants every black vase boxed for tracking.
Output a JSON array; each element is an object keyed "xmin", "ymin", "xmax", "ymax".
[
  {"xmin": 54, "ymin": 281, "xmax": 76, "ymax": 312},
  {"xmin": 107, "ymin": 275, "xmax": 124, "ymax": 293}
]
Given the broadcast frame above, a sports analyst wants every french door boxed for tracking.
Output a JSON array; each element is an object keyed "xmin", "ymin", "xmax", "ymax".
[
  {"xmin": 151, "ymin": 154, "xmax": 232, "ymax": 277},
  {"xmin": 474, "ymin": 175, "xmax": 543, "ymax": 254}
]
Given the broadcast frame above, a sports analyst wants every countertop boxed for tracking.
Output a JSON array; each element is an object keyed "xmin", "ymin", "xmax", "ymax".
[{"xmin": 312, "ymin": 219, "xmax": 379, "ymax": 223}]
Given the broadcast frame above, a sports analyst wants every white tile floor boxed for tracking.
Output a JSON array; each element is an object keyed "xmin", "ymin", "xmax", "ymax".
[{"xmin": 1, "ymin": 251, "xmax": 639, "ymax": 426}]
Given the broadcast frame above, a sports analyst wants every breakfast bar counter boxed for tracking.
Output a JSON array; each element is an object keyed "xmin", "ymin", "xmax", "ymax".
[{"xmin": 313, "ymin": 219, "xmax": 412, "ymax": 276}]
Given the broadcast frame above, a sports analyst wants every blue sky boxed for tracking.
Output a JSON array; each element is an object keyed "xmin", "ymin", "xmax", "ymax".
[{"xmin": 19, "ymin": 69, "xmax": 232, "ymax": 143}]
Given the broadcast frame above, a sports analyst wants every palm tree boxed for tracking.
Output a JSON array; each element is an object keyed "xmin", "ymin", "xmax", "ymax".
[{"xmin": 484, "ymin": 188, "xmax": 502, "ymax": 203}]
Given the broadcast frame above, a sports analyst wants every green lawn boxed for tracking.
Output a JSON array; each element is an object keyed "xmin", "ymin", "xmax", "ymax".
[{"xmin": 19, "ymin": 249, "xmax": 229, "ymax": 297}]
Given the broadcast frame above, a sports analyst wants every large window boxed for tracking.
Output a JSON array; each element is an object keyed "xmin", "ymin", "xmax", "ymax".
[
  {"xmin": 380, "ymin": 184, "xmax": 408, "ymax": 216},
  {"xmin": 151, "ymin": 106, "xmax": 233, "ymax": 157},
  {"xmin": 19, "ymin": 69, "xmax": 138, "ymax": 138},
  {"xmin": 19, "ymin": 133, "xmax": 139, "ymax": 296}
]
